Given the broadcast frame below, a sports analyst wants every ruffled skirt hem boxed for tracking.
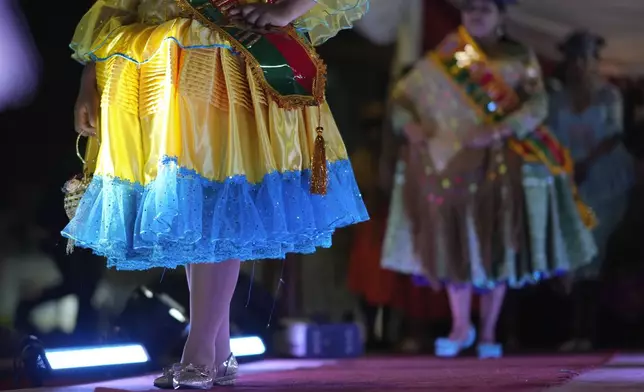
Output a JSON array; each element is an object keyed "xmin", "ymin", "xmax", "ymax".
[
  {"xmin": 380, "ymin": 161, "xmax": 597, "ymax": 290},
  {"xmin": 62, "ymin": 157, "xmax": 369, "ymax": 270}
]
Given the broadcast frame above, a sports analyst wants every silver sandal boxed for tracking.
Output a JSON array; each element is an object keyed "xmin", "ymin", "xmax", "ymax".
[
  {"xmin": 213, "ymin": 353, "xmax": 238, "ymax": 386},
  {"xmin": 153, "ymin": 363, "xmax": 185, "ymax": 389},
  {"xmin": 172, "ymin": 363, "xmax": 215, "ymax": 390}
]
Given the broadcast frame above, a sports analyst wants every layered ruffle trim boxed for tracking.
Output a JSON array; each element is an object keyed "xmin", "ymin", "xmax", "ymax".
[
  {"xmin": 62, "ymin": 158, "xmax": 369, "ymax": 270},
  {"xmin": 295, "ymin": 0, "xmax": 370, "ymax": 45},
  {"xmin": 71, "ymin": 17, "xmax": 233, "ymax": 65},
  {"xmin": 71, "ymin": 0, "xmax": 370, "ymax": 64}
]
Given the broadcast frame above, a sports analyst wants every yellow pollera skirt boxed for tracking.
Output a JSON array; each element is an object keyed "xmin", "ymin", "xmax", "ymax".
[{"xmin": 61, "ymin": 18, "xmax": 369, "ymax": 270}]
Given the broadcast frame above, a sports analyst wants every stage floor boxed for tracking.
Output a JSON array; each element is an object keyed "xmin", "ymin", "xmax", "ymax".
[
  {"xmin": 8, "ymin": 354, "xmax": 644, "ymax": 392},
  {"xmin": 550, "ymin": 354, "xmax": 644, "ymax": 392}
]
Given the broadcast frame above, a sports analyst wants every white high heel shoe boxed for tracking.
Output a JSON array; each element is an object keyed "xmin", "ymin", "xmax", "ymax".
[{"xmin": 434, "ymin": 326, "xmax": 477, "ymax": 358}]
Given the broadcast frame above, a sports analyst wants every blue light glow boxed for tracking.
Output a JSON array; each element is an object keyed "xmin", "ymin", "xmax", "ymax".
[{"xmin": 45, "ymin": 344, "xmax": 150, "ymax": 370}]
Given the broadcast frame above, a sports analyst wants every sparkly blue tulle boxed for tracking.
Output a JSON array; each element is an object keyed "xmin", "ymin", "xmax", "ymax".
[{"xmin": 62, "ymin": 157, "xmax": 369, "ymax": 270}]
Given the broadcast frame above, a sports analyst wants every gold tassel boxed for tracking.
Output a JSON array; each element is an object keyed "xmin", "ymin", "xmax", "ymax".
[
  {"xmin": 310, "ymin": 125, "xmax": 328, "ymax": 195},
  {"xmin": 310, "ymin": 105, "xmax": 328, "ymax": 195}
]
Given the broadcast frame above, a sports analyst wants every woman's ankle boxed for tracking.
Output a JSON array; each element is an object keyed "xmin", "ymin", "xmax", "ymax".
[
  {"xmin": 478, "ymin": 326, "xmax": 496, "ymax": 344},
  {"xmin": 479, "ymin": 337, "xmax": 496, "ymax": 344},
  {"xmin": 449, "ymin": 323, "xmax": 472, "ymax": 341}
]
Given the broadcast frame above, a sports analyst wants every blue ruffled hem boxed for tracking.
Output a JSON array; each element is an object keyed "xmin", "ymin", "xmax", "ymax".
[
  {"xmin": 62, "ymin": 157, "xmax": 369, "ymax": 270},
  {"xmin": 410, "ymin": 268, "xmax": 569, "ymax": 292}
]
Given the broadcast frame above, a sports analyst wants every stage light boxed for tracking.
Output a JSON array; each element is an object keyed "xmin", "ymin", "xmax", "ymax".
[
  {"xmin": 44, "ymin": 344, "xmax": 150, "ymax": 370},
  {"xmin": 230, "ymin": 336, "xmax": 266, "ymax": 357},
  {"xmin": 142, "ymin": 287, "xmax": 154, "ymax": 298},
  {"xmin": 183, "ymin": 323, "xmax": 266, "ymax": 358},
  {"xmin": 114, "ymin": 286, "xmax": 189, "ymax": 359},
  {"xmin": 168, "ymin": 308, "xmax": 186, "ymax": 323},
  {"xmin": 118, "ymin": 280, "xmax": 273, "ymax": 361},
  {"xmin": 15, "ymin": 335, "xmax": 50, "ymax": 388}
]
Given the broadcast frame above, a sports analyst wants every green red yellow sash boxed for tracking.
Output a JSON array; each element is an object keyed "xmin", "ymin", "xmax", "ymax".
[
  {"xmin": 430, "ymin": 26, "xmax": 596, "ymax": 228},
  {"xmin": 177, "ymin": 0, "xmax": 326, "ymax": 109}
]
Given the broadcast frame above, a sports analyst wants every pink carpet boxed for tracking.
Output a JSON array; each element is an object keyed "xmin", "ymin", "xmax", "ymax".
[
  {"xmin": 26, "ymin": 355, "xmax": 610, "ymax": 392},
  {"xmin": 233, "ymin": 355, "xmax": 610, "ymax": 392}
]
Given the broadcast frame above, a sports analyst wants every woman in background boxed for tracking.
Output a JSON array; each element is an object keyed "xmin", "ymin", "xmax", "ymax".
[
  {"xmin": 549, "ymin": 31, "xmax": 634, "ymax": 352},
  {"xmin": 380, "ymin": 66, "xmax": 454, "ymax": 353},
  {"xmin": 386, "ymin": 0, "xmax": 596, "ymax": 359}
]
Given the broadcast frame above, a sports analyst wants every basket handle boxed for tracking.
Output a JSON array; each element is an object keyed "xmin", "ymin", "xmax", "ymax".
[
  {"xmin": 76, "ymin": 134, "xmax": 87, "ymax": 165},
  {"xmin": 76, "ymin": 134, "xmax": 100, "ymax": 174}
]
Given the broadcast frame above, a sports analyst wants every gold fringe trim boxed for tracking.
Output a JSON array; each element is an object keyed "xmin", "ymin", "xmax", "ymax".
[{"xmin": 175, "ymin": 0, "xmax": 327, "ymax": 110}]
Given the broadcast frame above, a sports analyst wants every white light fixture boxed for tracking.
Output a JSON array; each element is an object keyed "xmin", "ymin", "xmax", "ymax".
[
  {"xmin": 168, "ymin": 308, "xmax": 186, "ymax": 323},
  {"xmin": 230, "ymin": 336, "xmax": 266, "ymax": 357},
  {"xmin": 44, "ymin": 336, "xmax": 264, "ymax": 371},
  {"xmin": 44, "ymin": 344, "xmax": 150, "ymax": 370},
  {"xmin": 141, "ymin": 286, "xmax": 154, "ymax": 299}
]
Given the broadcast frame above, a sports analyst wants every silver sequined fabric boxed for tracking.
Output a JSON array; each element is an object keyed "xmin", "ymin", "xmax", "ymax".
[
  {"xmin": 214, "ymin": 353, "xmax": 238, "ymax": 385},
  {"xmin": 172, "ymin": 364, "xmax": 214, "ymax": 390}
]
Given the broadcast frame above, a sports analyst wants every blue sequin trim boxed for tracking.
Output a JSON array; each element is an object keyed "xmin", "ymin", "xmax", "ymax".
[
  {"xmin": 62, "ymin": 158, "xmax": 369, "ymax": 270},
  {"xmin": 410, "ymin": 269, "xmax": 569, "ymax": 292}
]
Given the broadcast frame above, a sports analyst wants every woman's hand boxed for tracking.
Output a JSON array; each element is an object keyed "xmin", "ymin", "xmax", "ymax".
[
  {"xmin": 74, "ymin": 63, "xmax": 99, "ymax": 137},
  {"xmin": 403, "ymin": 122, "xmax": 426, "ymax": 144},
  {"xmin": 228, "ymin": 0, "xmax": 315, "ymax": 29}
]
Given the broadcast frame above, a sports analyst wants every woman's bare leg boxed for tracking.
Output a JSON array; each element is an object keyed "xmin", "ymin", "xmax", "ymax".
[
  {"xmin": 447, "ymin": 285, "xmax": 473, "ymax": 341},
  {"xmin": 479, "ymin": 284, "xmax": 507, "ymax": 343},
  {"xmin": 182, "ymin": 260, "xmax": 240, "ymax": 369},
  {"xmin": 185, "ymin": 265, "xmax": 191, "ymax": 290},
  {"xmin": 214, "ymin": 315, "xmax": 232, "ymax": 366}
]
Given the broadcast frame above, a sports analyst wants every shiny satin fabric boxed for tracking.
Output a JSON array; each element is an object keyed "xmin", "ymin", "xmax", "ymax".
[
  {"xmin": 85, "ymin": 19, "xmax": 347, "ymax": 185},
  {"xmin": 65, "ymin": 0, "xmax": 370, "ymax": 269},
  {"xmin": 72, "ymin": 0, "xmax": 364, "ymax": 183}
]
